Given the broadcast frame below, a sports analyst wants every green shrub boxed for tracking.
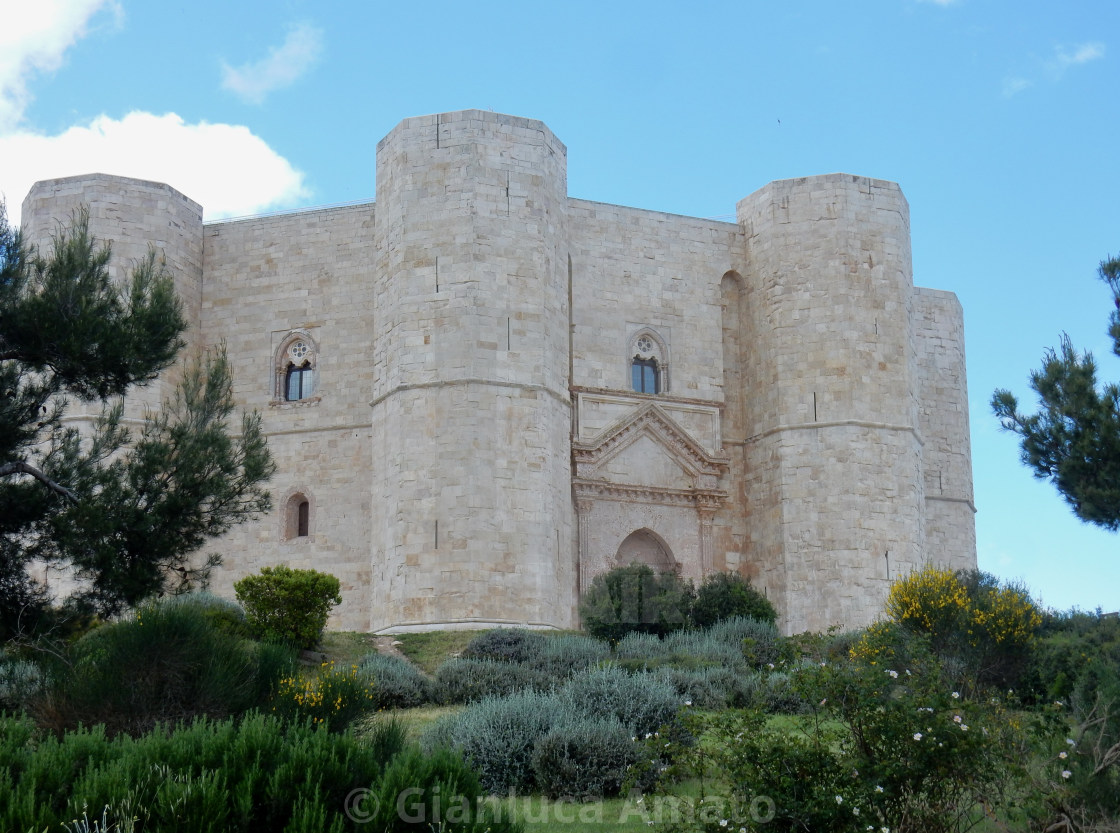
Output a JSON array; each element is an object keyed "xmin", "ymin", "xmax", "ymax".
[
  {"xmin": 461, "ymin": 628, "xmax": 544, "ymax": 663},
  {"xmin": 531, "ymin": 718, "xmax": 640, "ymax": 800},
  {"xmin": 887, "ymin": 565, "xmax": 1041, "ymax": 694},
  {"xmin": 357, "ymin": 653, "xmax": 432, "ymax": 709},
  {"xmin": 234, "ymin": 565, "xmax": 341, "ymax": 649},
  {"xmin": 269, "ymin": 662, "xmax": 375, "ymax": 730},
  {"xmin": 158, "ymin": 590, "xmax": 252, "ymax": 638},
  {"xmin": 706, "ymin": 615, "xmax": 785, "ymax": 668},
  {"xmin": 524, "ymin": 633, "xmax": 610, "ymax": 677},
  {"xmin": 579, "ymin": 563, "xmax": 694, "ymax": 642},
  {"xmin": 433, "ymin": 657, "xmax": 552, "ymax": 704},
  {"xmin": 0, "ymin": 710, "xmax": 413, "ymax": 833},
  {"xmin": 558, "ymin": 664, "xmax": 680, "ymax": 737},
  {"xmin": 423, "ymin": 689, "xmax": 563, "ymax": 794},
  {"xmin": 662, "ymin": 629, "xmax": 748, "ymax": 669},
  {"xmin": 364, "ymin": 745, "xmax": 519, "ymax": 832},
  {"xmin": 652, "ymin": 666, "xmax": 733, "ymax": 709},
  {"xmin": 34, "ymin": 598, "xmax": 291, "ymax": 736},
  {"xmin": 614, "ymin": 631, "xmax": 667, "ymax": 661},
  {"xmin": 690, "ymin": 571, "xmax": 777, "ymax": 628},
  {"xmin": 0, "ymin": 657, "xmax": 43, "ymax": 712}
]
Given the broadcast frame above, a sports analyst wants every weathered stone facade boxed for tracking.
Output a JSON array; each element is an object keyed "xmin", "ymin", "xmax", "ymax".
[{"xmin": 20, "ymin": 109, "xmax": 976, "ymax": 635}]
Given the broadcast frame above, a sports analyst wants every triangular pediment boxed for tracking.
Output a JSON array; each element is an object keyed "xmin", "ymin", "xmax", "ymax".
[{"xmin": 572, "ymin": 402, "xmax": 728, "ymax": 482}]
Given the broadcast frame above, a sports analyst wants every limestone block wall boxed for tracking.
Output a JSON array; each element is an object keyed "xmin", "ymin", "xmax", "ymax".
[
  {"xmin": 197, "ymin": 205, "xmax": 378, "ymax": 630},
  {"xmin": 568, "ymin": 201, "xmax": 739, "ymax": 400},
  {"xmin": 371, "ymin": 110, "xmax": 575, "ymax": 631},
  {"xmin": 913, "ymin": 287, "xmax": 976, "ymax": 572},
  {"xmin": 738, "ymin": 174, "xmax": 925, "ymax": 633}
]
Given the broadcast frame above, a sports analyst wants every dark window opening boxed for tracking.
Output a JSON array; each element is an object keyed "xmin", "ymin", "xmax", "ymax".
[
  {"xmin": 286, "ymin": 362, "xmax": 314, "ymax": 401},
  {"xmin": 297, "ymin": 500, "xmax": 310, "ymax": 537},
  {"xmin": 631, "ymin": 357, "xmax": 659, "ymax": 394}
]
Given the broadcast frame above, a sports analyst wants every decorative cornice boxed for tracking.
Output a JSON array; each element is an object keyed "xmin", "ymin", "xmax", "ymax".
[
  {"xmin": 571, "ymin": 385, "xmax": 725, "ymax": 411},
  {"xmin": 573, "ymin": 478, "xmax": 727, "ymax": 509},
  {"xmin": 745, "ymin": 418, "xmax": 924, "ymax": 447}
]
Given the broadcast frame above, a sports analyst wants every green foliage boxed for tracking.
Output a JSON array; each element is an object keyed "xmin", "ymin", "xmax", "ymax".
[
  {"xmin": 357, "ymin": 652, "xmax": 433, "ymax": 709},
  {"xmin": 992, "ymin": 253, "xmax": 1120, "ymax": 530},
  {"xmin": 886, "ymin": 565, "xmax": 1042, "ymax": 694},
  {"xmin": 423, "ymin": 689, "xmax": 562, "ymax": 794},
  {"xmin": 364, "ymin": 744, "xmax": 520, "ymax": 832},
  {"xmin": 0, "ymin": 203, "xmax": 273, "ymax": 628},
  {"xmin": 0, "ymin": 655, "xmax": 42, "ymax": 711},
  {"xmin": 269, "ymin": 662, "xmax": 375, "ymax": 730},
  {"xmin": 433, "ymin": 657, "xmax": 553, "ymax": 705},
  {"xmin": 650, "ymin": 648, "xmax": 1017, "ymax": 833},
  {"xmin": 531, "ymin": 719, "xmax": 641, "ymax": 800},
  {"xmin": 579, "ymin": 563, "xmax": 695, "ymax": 642},
  {"xmin": 690, "ymin": 572, "xmax": 777, "ymax": 628},
  {"xmin": 234, "ymin": 565, "xmax": 341, "ymax": 649},
  {"xmin": 525, "ymin": 633, "xmax": 611, "ymax": 677},
  {"xmin": 34, "ymin": 596, "xmax": 293, "ymax": 736},
  {"xmin": 462, "ymin": 627, "xmax": 544, "ymax": 663},
  {"xmin": 558, "ymin": 664, "xmax": 680, "ymax": 737},
  {"xmin": 0, "ymin": 710, "xmax": 418, "ymax": 833}
]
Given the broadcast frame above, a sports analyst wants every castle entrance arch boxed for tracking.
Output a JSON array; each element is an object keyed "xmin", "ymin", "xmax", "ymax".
[{"xmin": 615, "ymin": 528, "xmax": 675, "ymax": 573}]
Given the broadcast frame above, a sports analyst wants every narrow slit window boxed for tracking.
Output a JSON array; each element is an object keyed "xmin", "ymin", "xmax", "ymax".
[{"xmin": 297, "ymin": 500, "xmax": 310, "ymax": 537}]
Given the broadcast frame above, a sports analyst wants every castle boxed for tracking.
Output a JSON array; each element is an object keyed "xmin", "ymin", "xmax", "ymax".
[{"xmin": 20, "ymin": 109, "xmax": 976, "ymax": 635}]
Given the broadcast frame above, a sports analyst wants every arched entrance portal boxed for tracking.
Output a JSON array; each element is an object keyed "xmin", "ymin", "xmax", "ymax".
[{"xmin": 615, "ymin": 528, "xmax": 675, "ymax": 573}]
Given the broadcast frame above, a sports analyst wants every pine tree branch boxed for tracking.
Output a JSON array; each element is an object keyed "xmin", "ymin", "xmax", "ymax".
[{"xmin": 0, "ymin": 461, "xmax": 78, "ymax": 503}]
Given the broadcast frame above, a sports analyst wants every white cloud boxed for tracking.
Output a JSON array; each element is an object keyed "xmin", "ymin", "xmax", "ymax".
[
  {"xmin": 0, "ymin": 0, "xmax": 121, "ymax": 130},
  {"xmin": 221, "ymin": 23, "xmax": 324, "ymax": 105},
  {"xmin": 1053, "ymin": 42, "xmax": 1105, "ymax": 70},
  {"xmin": 1, "ymin": 112, "xmax": 309, "ymax": 225},
  {"xmin": 0, "ymin": 6, "xmax": 311, "ymax": 225}
]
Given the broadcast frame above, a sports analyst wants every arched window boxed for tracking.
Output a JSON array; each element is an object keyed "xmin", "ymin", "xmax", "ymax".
[
  {"xmin": 275, "ymin": 333, "xmax": 318, "ymax": 403},
  {"xmin": 284, "ymin": 492, "xmax": 312, "ymax": 539},
  {"xmin": 628, "ymin": 330, "xmax": 668, "ymax": 394}
]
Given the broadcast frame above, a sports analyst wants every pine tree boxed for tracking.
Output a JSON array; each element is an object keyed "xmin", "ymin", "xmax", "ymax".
[
  {"xmin": 992, "ymin": 255, "xmax": 1120, "ymax": 531},
  {"xmin": 0, "ymin": 201, "xmax": 273, "ymax": 635}
]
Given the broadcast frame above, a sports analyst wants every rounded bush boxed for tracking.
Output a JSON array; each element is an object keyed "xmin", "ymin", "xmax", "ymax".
[
  {"xmin": 433, "ymin": 658, "xmax": 551, "ymax": 705},
  {"xmin": 614, "ymin": 632, "xmax": 668, "ymax": 662},
  {"xmin": 423, "ymin": 690, "xmax": 563, "ymax": 794},
  {"xmin": 526, "ymin": 634, "xmax": 610, "ymax": 677},
  {"xmin": 357, "ymin": 653, "xmax": 432, "ymax": 709},
  {"xmin": 0, "ymin": 657, "xmax": 43, "ymax": 712},
  {"xmin": 690, "ymin": 571, "xmax": 777, "ymax": 628},
  {"xmin": 461, "ymin": 628, "xmax": 544, "ymax": 663},
  {"xmin": 531, "ymin": 719, "xmax": 640, "ymax": 800},
  {"xmin": 158, "ymin": 591, "xmax": 251, "ymax": 638},
  {"xmin": 234, "ymin": 565, "xmax": 341, "ymax": 649},
  {"xmin": 579, "ymin": 563, "xmax": 694, "ymax": 642},
  {"xmin": 559, "ymin": 665, "xmax": 680, "ymax": 736},
  {"xmin": 653, "ymin": 666, "xmax": 737, "ymax": 710},
  {"xmin": 35, "ymin": 600, "xmax": 286, "ymax": 736},
  {"xmin": 706, "ymin": 616, "xmax": 784, "ymax": 668}
]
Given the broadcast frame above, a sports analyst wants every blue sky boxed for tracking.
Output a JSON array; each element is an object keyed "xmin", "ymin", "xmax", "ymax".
[{"xmin": 2, "ymin": 0, "xmax": 1117, "ymax": 614}]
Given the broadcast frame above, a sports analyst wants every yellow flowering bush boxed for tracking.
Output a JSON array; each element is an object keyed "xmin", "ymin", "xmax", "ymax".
[
  {"xmin": 886, "ymin": 565, "xmax": 1041, "ymax": 694},
  {"xmin": 270, "ymin": 662, "xmax": 375, "ymax": 730}
]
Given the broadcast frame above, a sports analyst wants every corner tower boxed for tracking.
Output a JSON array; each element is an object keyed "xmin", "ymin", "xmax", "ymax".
[
  {"xmin": 371, "ymin": 111, "xmax": 574, "ymax": 631},
  {"xmin": 738, "ymin": 175, "xmax": 925, "ymax": 633},
  {"xmin": 20, "ymin": 174, "xmax": 204, "ymax": 416}
]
